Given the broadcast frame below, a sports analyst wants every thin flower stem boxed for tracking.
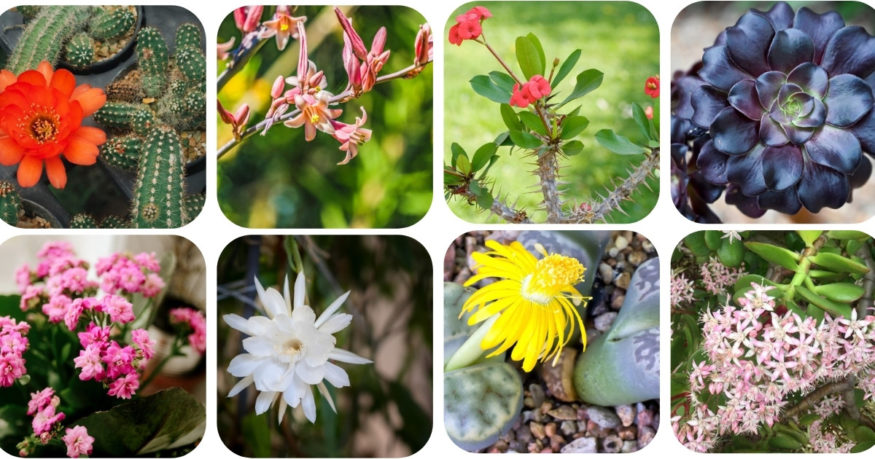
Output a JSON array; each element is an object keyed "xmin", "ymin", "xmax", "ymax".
[
  {"xmin": 217, "ymin": 30, "xmax": 269, "ymax": 92},
  {"xmin": 217, "ymin": 61, "xmax": 431, "ymax": 159},
  {"xmin": 479, "ymin": 33, "xmax": 523, "ymax": 85},
  {"xmin": 139, "ymin": 335, "xmax": 185, "ymax": 391}
]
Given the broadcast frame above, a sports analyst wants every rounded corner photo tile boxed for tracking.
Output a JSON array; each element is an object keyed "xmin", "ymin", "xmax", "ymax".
[
  {"xmin": 0, "ymin": 5, "xmax": 206, "ymax": 229},
  {"xmin": 671, "ymin": 1, "xmax": 875, "ymax": 224},
  {"xmin": 0, "ymin": 235, "xmax": 207, "ymax": 457},
  {"xmin": 444, "ymin": 230, "xmax": 659, "ymax": 453},
  {"xmin": 443, "ymin": 2, "xmax": 659, "ymax": 224},
  {"xmin": 216, "ymin": 6, "xmax": 433, "ymax": 229},
  {"xmin": 671, "ymin": 229, "xmax": 875, "ymax": 453},
  {"xmin": 217, "ymin": 235, "xmax": 433, "ymax": 457}
]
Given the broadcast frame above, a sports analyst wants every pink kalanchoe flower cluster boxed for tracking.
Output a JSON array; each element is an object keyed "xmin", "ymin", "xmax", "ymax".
[
  {"xmin": 73, "ymin": 322, "xmax": 153, "ymax": 399},
  {"xmin": 673, "ymin": 284, "xmax": 875, "ymax": 452},
  {"xmin": 0, "ymin": 316, "xmax": 29, "ymax": 387},
  {"xmin": 509, "ymin": 75, "xmax": 551, "ymax": 108},
  {"xmin": 700, "ymin": 256, "xmax": 744, "ymax": 296},
  {"xmin": 62, "ymin": 425, "xmax": 94, "ymax": 458},
  {"xmin": 336, "ymin": 7, "xmax": 390, "ymax": 96},
  {"xmin": 169, "ymin": 307, "xmax": 206, "ymax": 354},
  {"xmin": 95, "ymin": 252, "xmax": 164, "ymax": 297},
  {"xmin": 28, "ymin": 387, "xmax": 64, "ymax": 440},
  {"xmin": 670, "ymin": 273, "xmax": 695, "ymax": 308}
]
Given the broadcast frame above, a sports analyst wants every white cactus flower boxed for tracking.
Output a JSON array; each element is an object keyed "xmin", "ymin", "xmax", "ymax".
[{"xmin": 223, "ymin": 272, "xmax": 371, "ymax": 423}]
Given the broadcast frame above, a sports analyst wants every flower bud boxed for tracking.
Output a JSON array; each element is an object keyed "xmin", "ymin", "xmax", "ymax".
[{"xmin": 271, "ymin": 75, "xmax": 285, "ymax": 99}]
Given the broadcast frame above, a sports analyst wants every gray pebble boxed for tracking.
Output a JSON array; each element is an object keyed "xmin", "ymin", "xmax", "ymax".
[
  {"xmin": 598, "ymin": 262, "xmax": 613, "ymax": 284},
  {"xmin": 586, "ymin": 406, "xmax": 621, "ymax": 430},
  {"xmin": 602, "ymin": 434, "xmax": 623, "ymax": 453},
  {"xmin": 561, "ymin": 437, "xmax": 597, "ymax": 453},
  {"xmin": 528, "ymin": 384, "xmax": 545, "ymax": 407},
  {"xmin": 594, "ymin": 312, "xmax": 617, "ymax": 332},
  {"xmin": 638, "ymin": 426, "xmax": 655, "ymax": 448},
  {"xmin": 615, "ymin": 404, "xmax": 636, "ymax": 427},
  {"xmin": 560, "ymin": 420, "xmax": 577, "ymax": 436},
  {"xmin": 621, "ymin": 440, "xmax": 638, "ymax": 453},
  {"xmin": 615, "ymin": 236, "xmax": 629, "ymax": 251}
]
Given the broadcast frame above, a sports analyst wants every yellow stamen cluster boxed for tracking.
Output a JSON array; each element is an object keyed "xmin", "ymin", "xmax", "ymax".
[{"xmin": 524, "ymin": 254, "xmax": 584, "ymax": 304}]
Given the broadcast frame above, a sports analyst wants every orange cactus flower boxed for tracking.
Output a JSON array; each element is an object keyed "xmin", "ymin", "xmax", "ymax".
[{"xmin": 0, "ymin": 61, "xmax": 107, "ymax": 189}]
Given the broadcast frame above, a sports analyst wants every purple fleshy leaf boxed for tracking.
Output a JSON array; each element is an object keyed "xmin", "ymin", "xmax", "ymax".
[
  {"xmin": 797, "ymin": 162, "xmax": 849, "ymax": 212},
  {"xmin": 726, "ymin": 12, "xmax": 775, "ymax": 76},
  {"xmin": 700, "ymin": 45, "xmax": 751, "ymax": 91},
  {"xmin": 781, "ymin": 123, "xmax": 815, "ymax": 145},
  {"xmin": 787, "ymin": 62, "xmax": 828, "ymax": 98},
  {"xmin": 822, "ymin": 26, "xmax": 875, "ymax": 78},
  {"xmin": 727, "ymin": 144, "xmax": 767, "ymax": 195},
  {"xmin": 696, "ymin": 140, "xmax": 729, "ymax": 185},
  {"xmin": 758, "ymin": 187, "xmax": 802, "ymax": 214},
  {"xmin": 755, "ymin": 71, "xmax": 786, "ymax": 109},
  {"xmin": 768, "ymin": 28, "xmax": 814, "ymax": 74},
  {"xmin": 762, "ymin": 144, "xmax": 803, "ymax": 190},
  {"xmin": 691, "ymin": 85, "xmax": 729, "ymax": 128},
  {"xmin": 793, "ymin": 97, "xmax": 826, "ymax": 128},
  {"xmin": 759, "ymin": 114, "xmax": 789, "ymax": 146},
  {"xmin": 728, "ymin": 79, "xmax": 764, "ymax": 120},
  {"xmin": 850, "ymin": 155, "xmax": 872, "ymax": 187},
  {"xmin": 852, "ymin": 108, "xmax": 875, "ymax": 154},
  {"xmin": 712, "ymin": 107, "xmax": 759, "ymax": 154},
  {"xmin": 758, "ymin": 2, "xmax": 794, "ymax": 31},
  {"xmin": 805, "ymin": 124, "xmax": 862, "ymax": 174},
  {"xmin": 726, "ymin": 185, "xmax": 767, "ymax": 217},
  {"xmin": 825, "ymin": 74, "xmax": 874, "ymax": 127},
  {"xmin": 672, "ymin": 72, "xmax": 706, "ymax": 121},
  {"xmin": 793, "ymin": 7, "xmax": 845, "ymax": 63}
]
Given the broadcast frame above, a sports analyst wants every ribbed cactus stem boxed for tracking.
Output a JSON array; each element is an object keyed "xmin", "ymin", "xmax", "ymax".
[
  {"xmin": 136, "ymin": 27, "xmax": 169, "ymax": 98},
  {"xmin": 64, "ymin": 32, "xmax": 94, "ymax": 69},
  {"xmin": 132, "ymin": 126, "xmax": 185, "ymax": 228},
  {"xmin": 90, "ymin": 7, "xmax": 135, "ymax": 40},
  {"xmin": 100, "ymin": 135, "xmax": 141, "ymax": 171},
  {"xmin": 0, "ymin": 181, "xmax": 21, "ymax": 226},
  {"xmin": 15, "ymin": 6, "xmax": 42, "ymax": 20},
  {"xmin": 175, "ymin": 23, "xmax": 202, "ymax": 50},
  {"xmin": 93, "ymin": 102, "xmax": 151, "ymax": 130},
  {"xmin": 69, "ymin": 213, "xmax": 98, "ymax": 228},
  {"xmin": 100, "ymin": 215, "xmax": 128, "ymax": 229},
  {"xmin": 6, "ymin": 6, "xmax": 91, "ymax": 73},
  {"xmin": 175, "ymin": 46, "xmax": 205, "ymax": 85},
  {"xmin": 182, "ymin": 194, "xmax": 205, "ymax": 225}
]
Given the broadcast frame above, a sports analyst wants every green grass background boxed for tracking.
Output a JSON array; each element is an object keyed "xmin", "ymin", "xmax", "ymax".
[{"xmin": 444, "ymin": 1, "xmax": 659, "ymax": 223}]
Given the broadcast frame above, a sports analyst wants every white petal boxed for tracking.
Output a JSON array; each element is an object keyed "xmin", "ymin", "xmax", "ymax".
[
  {"xmin": 317, "ymin": 382, "xmax": 336, "ymax": 413},
  {"xmin": 242, "ymin": 336, "xmax": 274, "ymax": 356},
  {"xmin": 292, "ymin": 304, "xmax": 317, "ymax": 325},
  {"xmin": 262, "ymin": 288, "xmax": 286, "ymax": 319},
  {"xmin": 227, "ymin": 375, "xmax": 253, "ymax": 397},
  {"xmin": 282, "ymin": 378, "xmax": 303, "ymax": 407},
  {"xmin": 255, "ymin": 391, "xmax": 277, "ymax": 414},
  {"xmin": 244, "ymin": 316, "xmax": 276, "ymax": 336},
  {"xmin": 253, "ymin": 361, "xmax": 289, "ymax": 392},
  {"xmin": 228, "ymin": 354, "xmax": 263, "ymax": 377},
  {"xmin": 253, "ymin": 277, "xmax": 268, "ymax": 314},
  {"xmin": 329, "ymin": 348, "xmax": 372, "ymax": 365},
  {"xmin": 276, "ymin": 397, "xmax": 288, "ymax": 425},
  {"xmin": 283, "ymin": 276, "xmax": 292, "ymax": 315},
  {"xmin": 294, "ymin": 272, "xmax": 306, "ymax": 309},
  {"xmin": 223, "ymin": 314, "xmax": 253, "ymax": 334},
  {"xmin": 302, "ymin": 385, "xmax": 316, "ymax": 423},
  {"xmin": 323, "ymin": 362, "xmax": 350, "ymax": 388},
  {"xmin": 315, "ymin": 291, "xmax": 350, "ymax": 328},
  {"xmin": 318, "ymin": 313, "xmax": 352, "ymax": 335},
  {"xmin": 296, "ymin": 362, "xmax": 325, "ymax": 385}
]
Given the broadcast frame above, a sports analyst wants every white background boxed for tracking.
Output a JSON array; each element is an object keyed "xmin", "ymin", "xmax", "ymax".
[{"xmin": 2, "ymin": 0, "xmax": 875, "ymax": 458}]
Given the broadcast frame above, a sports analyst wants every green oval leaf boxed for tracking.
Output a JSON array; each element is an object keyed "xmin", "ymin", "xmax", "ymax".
[
  {"xmin": 744, "ymin": 242, "xmax": 800, "ymax": 271},
  {"xmin": 814, "ymin": 283, "xmax": 865, "ymax": 303},
  {"xmin": 518, "ymin": 111, "xmax": 546, "ymax": 135},
  {"xmin": 560, "ymin": 69, "xmax": 603, "ymax": 106},
  {"xmin": 552, "ymin": 49, "xmax": 580, "ymax": 87},
  {"xmin": 809, "ymin": 252, "xmax": 870, "ymax": 274},
  {"xmin": 684, "ymin": 232, "xmax": 710, "ymax": 257},
  {"xmin": 795, "ymin": 285, "xmax": 853, "ymax": 318},
  {"xmin": 704, "ymin": 231, "xmax": 722, "ymax": 250},
  {"xmin": 525, "ymin": 33, "xmax": 546, "ymax": 76},
  {"xmin": 827, "ymin": 230, "xmax": 870, "ymax": 240},
  {"xmin": 797, "ymin": 230, "xmax": 823, "ymax": 246},
  {"xmin": 560, "ymin": 116, "xmax": 589, "ymax": 140},
  {"xmin": 488, "ymin": 71, "xmax": 515, "ymax": 93},
  {"xmin": 631, "ymin": 103, "xmax": 652, "ymax": 141},
  {"xmin": 500, "ymin": 104, "xmax": 521, "ymax": 131},
  {"xmin": 595, "ymin": 129, "xmax": 646, "ymax": 155},
  {"xmin": 451, "ymin": 143, "xmax": 466, "ymax": 169},
  {"xmin": 508, "ymin": 130, "xmax": 542, "ymax": 149},
  {"xmin": 471, "ymin": 143, "xmax": 498, "ymax": 173},
  {"xmin": 456, "ymin": 153, "xmax": 471, "ymax": 174},
  {"xmin": 562, "ymin": 140, "xmax": 583, "ymax": 156},
  {"xmin": 769, "ymin": 433, "xmax": 802, "ymax": 451},
  {"xmin": 470, "ymin": 75, "xmax": 509, "ymax": 104},
  {"xmin": 718, "ymin": 238, "xmax": 744, "ymax": 268},
  {"xmin": 515, "ymin": 35, "xmax": 543, "ymax": 80}
]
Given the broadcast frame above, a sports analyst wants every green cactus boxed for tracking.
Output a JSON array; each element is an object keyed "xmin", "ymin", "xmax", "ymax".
[
  {"xmin": 90, "ymin": 7, "xmax": 135, "ymax": 40},
  {"xmin": 64, "ymin": 32, "xmax": 93, "ymax": 69},
  {"xmin": 0, "ymin": 181, "xmax": 21, "ymax": 226},
  {"xmin": 100, "ymin": 135, "xmax": 141, "ymax": 171},
  {"xmin": 444, "ymin": 362, "xmax": 523, "ymax": 451},
  {"xmin": 16, "ymin": 6, "xmax": 42, "ymax": 21},
  {"xmin": 100, "ymin": 215, "xmax": 128, "ymax": 229},
  {"xmin": 136, "ymin": 27, "xmax": 169, "ymax": 98},
  {"xmin": 69, "ymin": 213, "xmax": 97, "ymax": 228},
  {"xmin": 106, "ymin": 78, "xmax": 144, "ymax": 102},
  {"xmin": 132, "ymin": 126, "xmax": 185, "ymax": 228},
  {"xmin": 175, "ymin": 23, "xmax": 202, "ymax": 50},
  {"xmin": 174, "ymin": 46, "xmax": 205, "ymax": 85},
  {"xmin": 93, "ymin": 102, "xmax": 150, "ymax": 130},
  {"xmin": 131, "ymin": 109, "xmax": 156, "ymax": 137},
  {"xmin": 182, "ymin": 194, "xmax": 205, "ymax": 225},
  {"xmin": 6, "ymin": 6, "xmax": 92, "ymax": 73}
]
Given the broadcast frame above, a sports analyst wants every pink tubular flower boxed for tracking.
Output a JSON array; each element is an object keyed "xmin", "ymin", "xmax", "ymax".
[
  {"xmin": 413, "ymin": 23, "xmax": 433, "ymax": 69},
  {"xmin": 63, "ymin": 426, "xmax": 93, "ymax": 458},
  {"xmin": 77, "ymin": 323, "xmax": 110, "ymax": 349},
  {"xmin": 102, "ymin": 295, "xmax": 134, "ymax": 324},
  {"xmin": 131, "ymin": 328, "xmax": 154, "ymax": 361},
  {"xmin": 258, "ymin": 6, "xmax": 306, "ymax": 51},
  {"xmin": 103, "ymin": 342, "xmax": 135, "ymax": 380},
  {"xmin": 644, "ymin": 75, "xmax": 659, "ymax": 98},
  {"xmin": 330, "ymin": 106, "xmax": 372, "ymax": 165},
  {"xmin": 336, "ymin": 7, "xmax": 390, "ymax": 95},
  {"xmin": 218, "ymin": 100, "xmax": 250, "ymax": 141},
  {"xmin": 285, "ymin": 92, "xmax": 342, "ymax": 141},
  {"xmin": 233, "ymin": 6, "xmax": 263, "ymax": 33},
  {"xmin": 448, "ymin": 6, "xmax": 491, "ymax": 46},
  {"xmin": 107, "ymin": 372, "xmax": 138, "ymax": 399}
]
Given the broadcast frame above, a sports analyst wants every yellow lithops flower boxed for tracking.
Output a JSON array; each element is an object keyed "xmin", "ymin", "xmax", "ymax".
[{"xmin": 462, "ymin": 240, "xmax": 590, "ymax": 372}]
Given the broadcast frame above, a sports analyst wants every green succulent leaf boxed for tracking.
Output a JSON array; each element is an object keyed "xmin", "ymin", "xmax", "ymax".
[
  {"xmin": 562, "ymin": 140, "xmax": 584, "ymax": 156},
  {"xmin": 718, "ymin": 238, "xmax": 744, "ymax": 268},
  {"xmin": 560, "ymin": 69, "xmax": 604, "ymax": 106},
  {"xmin": 813, "ymin": 283, "xmax": 865, "ymax": 303},
  {"xmin": 744, "ymin": 242, "xmax": 800, "ymax": 271},
  {"xmin": 809, "ymin": 252, "xmax": 870, "ymax": 274},
  {"xmin": 797, "ymin": 230, "xmax": 823, "ymax": 246},
  {"xmin": 499, "ymin": 104, "xmax": 521, "ymax": 131},
  {"xmin": 471, "ymin": 143, "xmax": 498, "ymax": 173},
  {"xmin": 509, "ymin": 130, "xmax": 542, "ymax": 149},
  {"xmin": 827, "ymin": 230, "xmax": 870, "ymax": 240},
  {"xmin": 595, "ymin": 129, "xmax": 646, "ymax": 155},
  {"xmin": 552, "ymin": 49, "xmax": 580, "ymax": 87},
  {"xmin": 470, "ymin": 75, "xmax": 510, "ymax": 104},
  {"xmin": 560, "ymin": 116, "xmax": 589, "ymax": 140},
  {"xmin": 795, "ymin": 285, "xmax": 853, "ymax": 318},
  {"xmin": 684, "ymin": 232, "xmax": 710, "ymax": 257},
  {"xmin": 704, "ymin": 231, "xmax": 722, "ymax": 250}
]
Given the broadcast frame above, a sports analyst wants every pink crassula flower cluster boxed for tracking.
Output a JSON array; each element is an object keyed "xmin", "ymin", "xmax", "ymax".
[
  {"xmin": 0, "ymin": 316, "xmax": 29, "ymax": 387},
  {"xmin": 62, "ymin": 426, "xmax": 94, "ymax": 458},
  {"xmin": 700, "ymin": 256, "xmax": 744, "ymax": 296},
  {"xmin": 27, "ymin": 387, "xmax": 64, "ymax": 440},
  {"xmin": 169, "ymin": 307, "xmax": 206, "ymax": 354},
  {"xmin": 73, "ymin": 323, "xmax": 153, "ymax": 399},
  {"xmin": 809, "ymin": 419, "xmax": 853, "ymax": 453},
  {"xmin": 670, "ymin": 273, "xmax": 695, "ymax": 308},
  {"xmin": 95, "ymin": 252, "xmax": 164, "ymax": 298},
  {"xmin": 673, "ymin": 284, "xmax": 875, "ymax": 452}
]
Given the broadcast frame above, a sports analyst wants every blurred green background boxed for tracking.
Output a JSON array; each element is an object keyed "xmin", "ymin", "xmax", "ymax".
[
  {"xmin": 217, "ymin": 235, "xmax": 432, "ymax": 457},
  {"xmin": 444, "ymin": 1, "xmax": 659, "ymax": 223},
  {"xmin": 217, "ymin": 6, "xmax": 433, "ymax": 228}
]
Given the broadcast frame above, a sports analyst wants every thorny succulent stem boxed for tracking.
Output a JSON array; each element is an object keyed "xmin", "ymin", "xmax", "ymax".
[
  {"xmin": 455, "ymin": 186, "xmax": 531, "ymax": 223},
  {"xmin": 536, "ymin": 147, "xmax": 563, "ymax": 223},
  {"xmin": 217, "ymin": 61, "xmax": 431, "ymax": 159}
]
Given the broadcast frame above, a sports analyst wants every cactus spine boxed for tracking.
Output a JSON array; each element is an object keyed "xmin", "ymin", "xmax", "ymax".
[
  {"xmin": 90, "ymin": 8, "xmax": 135, "ymax": 40},
  {"xmin": 100, "ymin": 135, "xmax": 141, "ymax": 171},
  {"xmin": 6, "ymin": 6, "xmax": 92, "ymax": 73},
  {"xmin": 175, "ymin": 46, "xmax": 205, "ymax": 84},
  {"xmin": 183, "ymin": 194, "xmax": 205, "ymax": 225},
  {"xmin": 64, "ymin": 32, "xmax": 94, "ymax": 69},
  {"xmin": 132, "ymin": 126, "xmax": 185, "ymax": 228},
  {"xmin": 136, "ymin": 27, "xmax": 169, "ymax": 98},
  {"xmin": 175, "ymin": 23, "xmax": 202, "ymax": 50},
  {"xmin": 69, "ymin": 213, "xmax": 98, "ymax": 228},
  {"xmin": 16, "ymin": 6, "xmax": 42, "ymax": 21},
  {"xmin": 93, "ymin": 102, "xmax": 152, "ymax": 130},
  {"xmin": 0, "ymin": 181, "xmax": 21, "ymax": 226},
  {"xmin": 100, "ymin": 215, "xmax": 128, "ymax": 229}
]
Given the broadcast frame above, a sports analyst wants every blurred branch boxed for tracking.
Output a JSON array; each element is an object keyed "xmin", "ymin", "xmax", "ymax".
[{"xmin": 218, "ymin": 29, "xmax": 268, "ymax": 91}]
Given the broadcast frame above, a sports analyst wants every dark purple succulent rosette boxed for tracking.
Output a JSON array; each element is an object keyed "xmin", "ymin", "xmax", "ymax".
[{"xmin": 681, "ymin": 2, "xmax": 875, "ymax": 217}]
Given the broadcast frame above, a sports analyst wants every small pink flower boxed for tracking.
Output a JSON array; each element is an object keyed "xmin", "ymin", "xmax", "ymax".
[
  {"xmin": 140, "ymin": 273, "xmax": 165, "ymax": 298},
  {"xmin": 413, "ymin": 23, "xmax": 433, "ymax": 69},
  {"xmin": 336, "ymin": 7, "xmax": 390, "ymax": 95},
  {"xmin": 169, "ymin": 308, "xmax": 206, "ymax": 354},
  {"xmin": 257, "ymin": 7, "xmax": 305, "ymax": 51},
  {"xmin": 20, "ymin": 285, "xmax": 43, "ymax": 311},
  {"xmin": 77, "ymin": 323, "xmax": 110, "ymax": 349},
  {"xmin": 645, "ymin": 106, "xmax": 654, "ymax": 120},
  {"xmin": 644, "ymin": 75, "xmax": 659, "ymax": 98},
  {"xmin": 74, "ymin": 344, "xmax": 104, "ymax": 381},
  {"xmin": 509, "ymin": 75, "xmax": 551, "ymax": 107},
  {"xmin": 448, "ymin": 6, "xmax": 491, "ymax": 46},
  {"xmin": 37, "ymin": 242, "xmax": 74, "ymax": 260},
  {"xmin": 330, "ymin": 107, "xmax": 372, "ymax": 165},
  {"xmin": 63, "ymin": 300, "xmax": 84, "ymax": 331},
  {"xmin": 233, "ymin": 6, "xmax": 263, "ymax": 33},
  {"xmin": 27, "ymin": 387, "xmax": 55, "ymax": 416},
  {"xmin": 103, "ymin": 295, "xmax": 134, "ymax": 324},
  {"xmin": 42, "ymin": 294, "xmax": 71, "ymax": 323},
  {"xmin": 103, "ymin": 342, "xmax": 135, "ymax": 380},
  {"xmin": 131, "ymin": 328, "xmax": 154, "ymax": 361},
  {"xmin": 284, "ymin": 92, "xmax": 342, "ymax": 141},
  {"xmin": 15, "ymin": 265, "xmax": 31, "ymax": 294},
  {"xmin": 107, "ymin": 372, "xmax": 139, "ymax": 399},
  {"xmin": 62, "ymin": 425, "xmax": 93, "ymax": 458},
  {"xmin": 218, "ymin": 100, "xmax": 251, "ymax": 141},
  {"xmin": 118, "ymin": 266, "xmax": 145, "ymax": 292},
  {"xmin": 32, "ymin": 404, "xmax": 64, "ymax": 436}
]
